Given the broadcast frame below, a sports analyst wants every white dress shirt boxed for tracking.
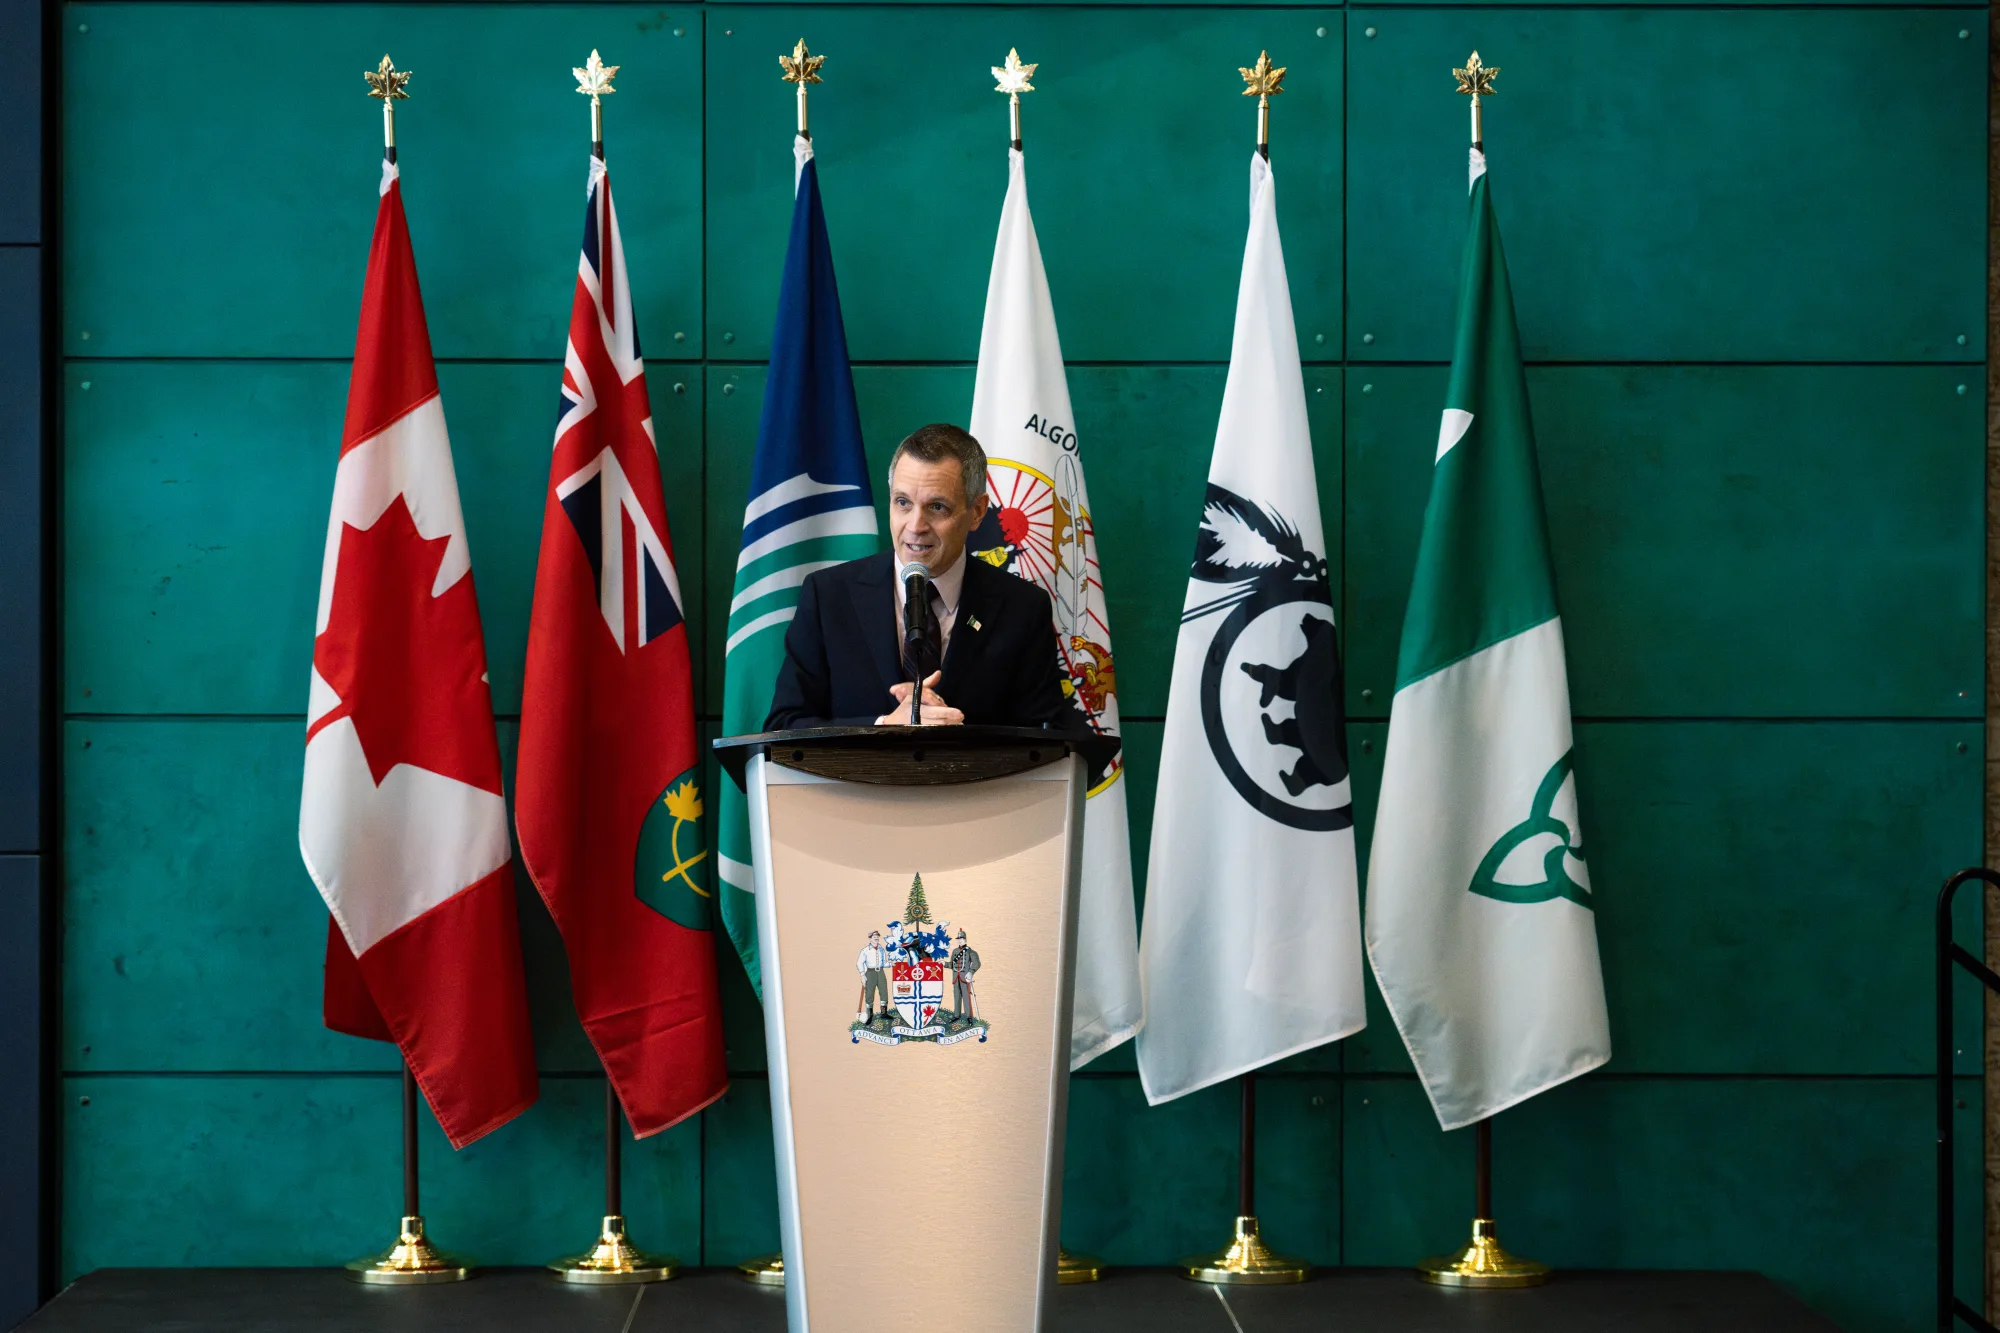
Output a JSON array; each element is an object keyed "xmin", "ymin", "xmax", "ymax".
[{"xmin": 893, "ymin": 549, "xmax": 967, "ymax": 661}]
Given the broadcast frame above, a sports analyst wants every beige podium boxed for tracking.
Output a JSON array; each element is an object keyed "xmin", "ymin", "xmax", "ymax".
[{"xmin": 716, "ymin": 726, "xmax": 1116, "ymax": 1333}]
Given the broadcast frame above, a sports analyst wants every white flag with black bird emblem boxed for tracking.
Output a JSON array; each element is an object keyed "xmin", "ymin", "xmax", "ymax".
[{"xmin": 1135, "ymin": 153, "xmax": 1365, "ymax": 1105}]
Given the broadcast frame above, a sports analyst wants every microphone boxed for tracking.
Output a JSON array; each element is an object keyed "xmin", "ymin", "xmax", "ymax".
[{"xmin": 899, "ymin": 559, "xmax": 938, "ymax": 724}]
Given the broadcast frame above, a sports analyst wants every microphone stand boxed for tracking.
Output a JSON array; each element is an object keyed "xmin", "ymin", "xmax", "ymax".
[{"xmin": 901, "ymin": 564, "xmax": 935, "ymax": 725}]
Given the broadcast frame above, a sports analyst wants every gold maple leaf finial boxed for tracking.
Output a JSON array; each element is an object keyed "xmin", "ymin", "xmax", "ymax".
[
  {"xmin": 664, "ymin": 778, "xmax": 703, "ymax": 823},
  {"xmin": 364, "ymin": 54, "xmax": 411, "ymax": 102},
  {"xmin": 1240, "ymin": 51, "xmax": 1285, "ymax": 98},
  {"xmin": 573, "ymin": 49, "xmax": 618, "ymax": 106},
  {"xmin": 993, "ymin": 48, "xmax": 1037, "ymax": 96},
  {"xmin": 1454, "ymin": 50, "xmax": 1498, "ymax": 98},
  {"xmin": 780, "ymin": 39, "xmax": 825, "ymax": 85}
]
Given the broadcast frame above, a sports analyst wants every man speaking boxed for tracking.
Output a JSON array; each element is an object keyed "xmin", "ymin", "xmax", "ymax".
[{"xmin": 766, "ymin": 424, "xmax": 1084, "ymax": 730}]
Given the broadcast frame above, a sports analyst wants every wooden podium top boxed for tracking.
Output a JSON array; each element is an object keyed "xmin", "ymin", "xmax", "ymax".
[{"xmin": 713, "ymin": 725, "xmax": 1119, "ymax": 790}]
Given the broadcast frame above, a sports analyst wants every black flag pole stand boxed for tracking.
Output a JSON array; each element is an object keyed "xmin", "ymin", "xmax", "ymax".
[
  {"xmin": 1181, "ymin": 1074, "xmax": 1309, "ymax": 1284},
  {"xmin": 549, "ymin": 1082, "xmax": 678, "ymax": 1283},
  {"xmin": 1416, "ymin": 1117, "xmax": 1549, "ymax": 1287},
  {"xmin": 346, "ymin": 1064, "xmax": 473, "ymax": 1284}
]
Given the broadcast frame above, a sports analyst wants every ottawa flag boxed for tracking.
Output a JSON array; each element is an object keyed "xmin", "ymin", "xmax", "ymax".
[
  {"xmin": 516, "ymin": 155, "xmax": 727, "ymax": 1136},
  {"xmin": 300, "ymin": 158, "xmax": 538, "ymax": 1148}
]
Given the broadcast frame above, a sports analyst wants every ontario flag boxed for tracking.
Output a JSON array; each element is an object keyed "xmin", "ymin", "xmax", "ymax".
[
  {"xmin": 516, "ymin": 154, "xmax": 727, "ymax": 1135},
  {"xmin": 299, "ymin": 158, "xmax": 538, "ymax": 1148}
]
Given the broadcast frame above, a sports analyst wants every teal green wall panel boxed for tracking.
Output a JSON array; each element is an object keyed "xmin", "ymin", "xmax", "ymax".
[
  {"xmin": 1343, "ymin": 1077, "xmax": 1984, "ymax": 1333},
  {"xmin": 701, "ymin": 1077, "xmax": 780, "ymax": 1265},
  {"xmin": 62, "ymin": 1075, "xmax": 398, "ymax": 1275},
  {"xmin": 1344, "ymin": 367, "xmax": 1983, "ymax": 719},
  {"xmin": 65, "ymin": 720, "xmax": 392, "ymax": 1073},
  {"xmin": 64, "ymin": 4, "xmax": 705, "ymax": 360},
  {"xmin": 63, "ymin": 718, "xmax": 629, "ymax": 1075},
  {"xmin": 704, "ymin": 364, "xmax": 1339, "ymax": 719},
  {"xmin": 62, "ymin": 1074, "xmax": 701, "ymax": 1280},
  {"xmin": 704, "ymin": 7, "xmax": 1341, "ymax": 363},
  {"xmin": 1343, "ymin": 721, "xmax": 1984, "ymax": 1076},
  {"xmin": 64, "ymin": 361, "xmax": 705, "ymax": 716},
  {"xmin": 1059, "ymin": 1075, "xmax": 1238, "ymax": 1263},
  {"xmin": 1346, "ymin": 9, "xmax": 1986, "ymax": 363}
]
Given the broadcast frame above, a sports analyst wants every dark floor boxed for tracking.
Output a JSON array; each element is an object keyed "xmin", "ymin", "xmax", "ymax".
[{"xmin": 15, "ymin": 1267, "xmax": 1843, "ymax": 1332}]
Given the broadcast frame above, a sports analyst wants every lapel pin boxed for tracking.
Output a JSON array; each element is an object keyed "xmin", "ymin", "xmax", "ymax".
[{"xmin": 969, "ymin": 615, "xmax": 983, "ymax": 632}]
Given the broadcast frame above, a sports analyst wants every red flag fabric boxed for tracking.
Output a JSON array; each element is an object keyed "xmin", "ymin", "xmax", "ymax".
[
  {"xmin": 516, "ymin": 157, "xmax": 727, "ymax": 1135},
  {"xmin": 299, "ymin": 161, "xmax": 539, "ymax": 1148}
]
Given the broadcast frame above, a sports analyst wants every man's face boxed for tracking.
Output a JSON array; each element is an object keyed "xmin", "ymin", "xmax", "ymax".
[
  {"xmin": 888, "ymin": 453, "xmax": 990, "ymax": 575},
  {"xmin": 869, "ymin": 932, "xmax": 881, "ymax": 946}
]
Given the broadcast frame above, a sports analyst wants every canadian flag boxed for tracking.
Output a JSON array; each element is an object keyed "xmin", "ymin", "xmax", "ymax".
[{"xmin": 299, "ymin": 160, "xmax": 539, "ymax": 1148}]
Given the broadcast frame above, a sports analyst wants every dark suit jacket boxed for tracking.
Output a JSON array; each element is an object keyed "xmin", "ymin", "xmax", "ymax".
[{"xmin": 765, "ymin": 552, "xmax": 1090, "ymax": 732}]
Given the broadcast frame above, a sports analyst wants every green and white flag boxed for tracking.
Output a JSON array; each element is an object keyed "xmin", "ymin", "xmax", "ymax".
[{"xmin": 1364, "ymin": 147, "xmax": 1610, "ymax": 1130}]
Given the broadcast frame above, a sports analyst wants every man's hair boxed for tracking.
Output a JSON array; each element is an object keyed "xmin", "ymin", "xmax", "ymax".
[{"xmin": 887, "ymin": 423, "xmax": 987, "ymax": 507}]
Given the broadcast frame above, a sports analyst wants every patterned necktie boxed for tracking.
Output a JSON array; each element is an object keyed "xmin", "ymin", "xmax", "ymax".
[{"xmin": 903, "ymin": 582, "xmax": 944, "ymax": 682}]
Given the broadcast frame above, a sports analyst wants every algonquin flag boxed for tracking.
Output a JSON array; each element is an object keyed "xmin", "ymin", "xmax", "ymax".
[
  {"xmin": 1135, "ymin": 152, "xmax": 1365, "ymax": 1104},
  {"xmin": 968, "ymin": 144, "xmax": 1142, "ymax": 1068},
  {"xmin": 516, "ymin": 154, "xmax": 727, "ymax": 1134},
  {"xmin": 300, "ymin": 157, "xmax": 538, "ymax": 1147},
  {"xmin": 1364, "ymin": 142, "xmax": 1609, "ymax": 1129}
]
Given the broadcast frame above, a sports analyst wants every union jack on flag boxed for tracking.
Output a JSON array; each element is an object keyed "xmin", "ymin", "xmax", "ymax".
[
  {"xmin": 553, "ymin": 158, "xmax": 684, "ymax": 652},
  {"xmin": 516, "ymin": 152, "xmax": 726, "ymax": 1136}
]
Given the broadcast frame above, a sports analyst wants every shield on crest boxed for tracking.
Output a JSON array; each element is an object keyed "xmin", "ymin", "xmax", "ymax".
[{"xmin": 892, "ymin": 954, "xmax": 945, "ymax": 1029}]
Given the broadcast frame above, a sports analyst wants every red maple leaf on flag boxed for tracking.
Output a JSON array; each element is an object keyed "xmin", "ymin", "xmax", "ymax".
[{"xmin": 310, "ymin": 494, "xmax": 504, "ymax": 795}]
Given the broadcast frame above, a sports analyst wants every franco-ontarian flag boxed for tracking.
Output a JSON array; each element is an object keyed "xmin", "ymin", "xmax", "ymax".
[
  {"xmin": 718, "ymin": 135, "xmax": 879, "ymax": 995},
  {"xmin": 1135, "ymin": 154, "xmax": 1364, "ymax": 1104},
  {"xmin": 968, "ymin": 146, "xmax": 1142, "ymax": 1068},
  {"xmin": 1365, "ymin": 147, "xmax": 1610, "ymax": 1131}
]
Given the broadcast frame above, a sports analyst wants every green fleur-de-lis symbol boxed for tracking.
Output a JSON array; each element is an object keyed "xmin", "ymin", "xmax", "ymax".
[{"xmin": 1468, "ymin": 749, "xmax": 1592, "ymax": 909}]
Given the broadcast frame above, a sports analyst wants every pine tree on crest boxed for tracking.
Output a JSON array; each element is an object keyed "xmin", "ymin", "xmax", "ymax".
[{"xmin": 905, "ymin": 874, "xmax": 933, "ymax": 925}]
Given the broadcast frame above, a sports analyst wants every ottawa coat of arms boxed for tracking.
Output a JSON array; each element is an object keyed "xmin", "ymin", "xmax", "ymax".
[{"xmin": 850, "ymin": 873, "xmax": 989, "ymax": 1047}]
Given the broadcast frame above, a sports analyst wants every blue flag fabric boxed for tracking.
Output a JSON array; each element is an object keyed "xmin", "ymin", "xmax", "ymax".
[{"xmin": 718, "ymin": 139, "xmax": 881, "ymax": 996}]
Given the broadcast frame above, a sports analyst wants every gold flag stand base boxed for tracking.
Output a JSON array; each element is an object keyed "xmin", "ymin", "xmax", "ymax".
[
  {"xmin": 1417, "ymin": 1218, "xmax": 1549, "ymax": 1288},
  {"xmin": 1056, "ymin": 1247, "xmax": 1106, "ymax": 1284},
  {"xmin": 1180, "ymin": 1216, "xmax": 1309, "ymax": 1285},
  {"xmin": 736, "ymin": 1252, "xmax": 786, "ymax": 1286},
  {"xmin": 345, "ymin": 1215, "xmax": 472, "ymax": 1285},
  {"xmin": 548, "ymin": 1216, "xmax": 678, "ymax": 1284}
]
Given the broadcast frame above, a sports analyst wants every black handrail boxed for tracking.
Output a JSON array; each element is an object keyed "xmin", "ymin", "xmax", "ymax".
[{"xmin": 1937, "ymin": 868, "xmax": 1999, "ymax": 1333}]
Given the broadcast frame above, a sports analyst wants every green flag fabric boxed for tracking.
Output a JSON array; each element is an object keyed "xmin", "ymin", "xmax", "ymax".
[{"xmin": 1363, "ymin": 150, "xmax": 1610, "ymax": 1130}]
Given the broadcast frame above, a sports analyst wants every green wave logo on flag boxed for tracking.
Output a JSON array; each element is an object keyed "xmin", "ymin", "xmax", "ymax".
[{"xmin": 717, "ymin": 135, "xmax": 878, "ymax": 998}]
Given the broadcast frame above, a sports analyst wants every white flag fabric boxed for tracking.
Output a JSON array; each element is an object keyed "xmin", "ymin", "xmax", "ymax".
[
  {"xmin": 1364, "ymin": 148, "xmax": 1611, "ymax": 1130},
  {"xmin": 1134, "ymin": 154, "xmax": 1364, "ymax": 1104},
  {"xmin": 968, "ymin": 147, "xmax": 1143, "ymax": 1068}
]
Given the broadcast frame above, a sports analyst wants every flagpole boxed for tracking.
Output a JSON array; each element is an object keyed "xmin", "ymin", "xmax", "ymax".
[
  {"xmin": 1177, "ymin": 55, "xmax": 1309, "ymax": 1290},
  {"xmin": 1239, "ymin": 50, "xmax": 1284, "ymax": 160},
  {"xmin": 1413, "ymin": 60, "xmax": 1548, "ymax": 1290},
  {"xmin": 339, "ymin": 63, "xmax": 471, "ymax": 1286},
  {"xmin": 346, "ymin": 1063, "xmax": 473, "ymax": 1283},
  {"xmin": 780, "ymin": 39, "xmax": 824, "ymax": 143},
  {"xmin": 992, "ymin": 47, "xmax": 1036, "ymax": 153},
  {"xmin": 1453, "ymin": 49, "xmax": 1498, "ymax": 156},
  {"xmin": 545, "ymin": 55, "xmax": 675, "ymax": 1284},
  {"xmin": 549, "ymin": 1079, "xmax": 677, "ymax": 1283},
  {"xmin": 989, "ymin": 46, "xmax": 1105, "ymax": 1285},
  {"xmin": 735, "ymin": 42, "xmax": 832, "ymax": 1291}
]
